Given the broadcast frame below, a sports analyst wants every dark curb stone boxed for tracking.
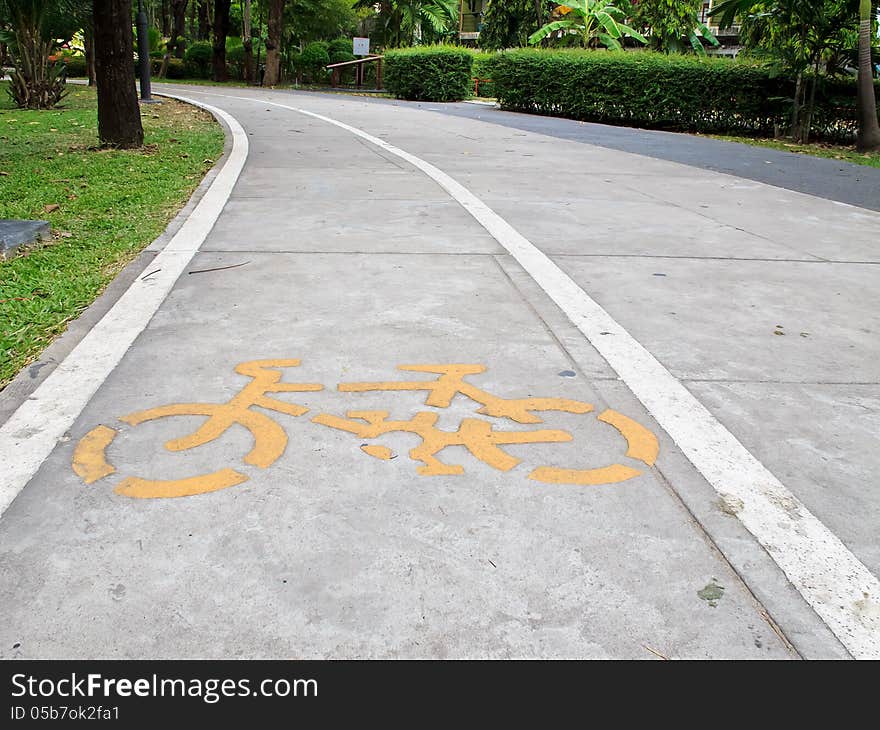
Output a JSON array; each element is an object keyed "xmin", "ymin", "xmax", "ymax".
[{"xmin": 0, "ymin": 220, "xmax": 51, "ymax": 259}]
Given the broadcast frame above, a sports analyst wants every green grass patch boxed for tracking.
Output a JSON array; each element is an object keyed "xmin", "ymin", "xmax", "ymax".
[
  {"xmin": 0, "ymin": 83, "xmax": 224, "ymax": 389},
  {"xmin": 708, "ymin": 134, "xmax": 880, "ymax": 169}
]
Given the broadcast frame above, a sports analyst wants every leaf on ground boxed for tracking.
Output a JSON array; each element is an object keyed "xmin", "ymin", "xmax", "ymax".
[{"xmin": 43, "ymin": 203, "xmax": 60, "ymax": 213}]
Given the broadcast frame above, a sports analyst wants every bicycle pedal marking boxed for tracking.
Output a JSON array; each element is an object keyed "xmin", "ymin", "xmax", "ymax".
[
  {"xmin": 361, "ymin": 444, "xmax": 394, "ymax": 460},
  {"xmin": 71, "ymin": 359, "xmax": 659, "ymax": 499}
]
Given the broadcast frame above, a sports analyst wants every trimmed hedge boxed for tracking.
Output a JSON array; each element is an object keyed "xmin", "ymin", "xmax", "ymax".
[
  {"xmin": 385, "ymin": 46, "xmax": 474, "ymax": 102},
  {"xmin": 62, "ymin": 56, "xmax": 87, "ymax": 78},
  {"xmin": 472, "ymin": 52, "xmax": 497, "ymax": 98},
  {"xmin": 490, "ymin": 48, "xmax": 880, "ymax": 143}
]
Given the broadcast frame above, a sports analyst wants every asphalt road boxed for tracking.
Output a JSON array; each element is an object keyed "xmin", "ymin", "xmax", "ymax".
[{"xmin": 308, "ymin": 93, "xmax": 880, "ymax": 212}]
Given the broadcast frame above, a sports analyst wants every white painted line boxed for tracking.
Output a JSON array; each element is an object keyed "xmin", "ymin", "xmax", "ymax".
[
  {"xmin": 0, "ymin": 95, "xmax": 247, "ymax": 518},
  {"xmin": 188, "ymin": 88, "xmax": 880, "ymax": 659}
]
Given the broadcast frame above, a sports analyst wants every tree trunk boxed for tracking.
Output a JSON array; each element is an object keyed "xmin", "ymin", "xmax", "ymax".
[
  {"xmin": 800, "ymin": 60, "xmax": 820, "ymax": 145},
  {"xmin": 93, "ymin": 0, "xmax": 144, "ymax": 148},
  {"xmin": 262, "ymin": 0, "xmax": 284, "ymax": 86},
  {"xmin": 188, "ymin": 0, "xmax": 196, "ymax": 40},
  {"xmin": 790, "ymin": 70, "xmax": 803, "ymax": 140},
  {"xmin": 161, "ymin": 0, "xmax": 171, "ymax": 36},
  {"xmin": 84, "ymin": 25, "xmax": 97, "ymax": 86},
  {"xmin": 856, "ymin": 0, "xmax": 880, "ymax": 151},
  {"xmin": 242, "ymin": 0, "xmax": 253, "ymax": 83},
  {"xmin": 170, "ymin": 0, "xmax": 188, "ymax": 58},
  {"xmin": 198, "ymin": 0, "xmax": 210, "ymax": 40},
  {"xmin": 212, "ymin": 0, "xmax": 231, "ymax": 81}
]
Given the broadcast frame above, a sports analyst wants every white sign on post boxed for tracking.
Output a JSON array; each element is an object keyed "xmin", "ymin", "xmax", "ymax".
[{"xmin": 353, "ymin": 37, "xmax": 370, "ymax": 56}]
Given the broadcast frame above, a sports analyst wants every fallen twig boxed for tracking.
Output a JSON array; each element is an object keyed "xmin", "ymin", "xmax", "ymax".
[
  {"xmin": 643, "ymin": 645, "xmax": 669, "ymax": 660},
  {"xmin": 187, "ymin": 260, "xmax": 251, "ymax": 275}
]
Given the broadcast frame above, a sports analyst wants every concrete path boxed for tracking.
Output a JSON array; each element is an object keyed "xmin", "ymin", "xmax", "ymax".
[
  {"xmin": 382, "ymin": 96, "xmax": 880, "ymax": 212},
  {"xmin": 0, "ymin": 85, "xmax": 877, "ymax": 659}
]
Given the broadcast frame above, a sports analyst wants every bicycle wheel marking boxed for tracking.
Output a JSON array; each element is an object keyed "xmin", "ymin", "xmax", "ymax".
[
  {"xmin": 71, "ymin": 359, "xmax": 659, "ymax": 498},
  {"xmin": 598, "ymin": 409, "xmax": 660, "ymax": 465},
  {"xmin": 72, "ymin": 425, "xmax": 117, "ymax": 484},
  {"xmin": 527, "ymin": 409, "xmax": 659, "ymax": 486},
  {"xmin": 115, "ymin": 469, "xmax": 248, "ymax": 499},
  {"xmin": 529, "ymin": 464, "xmax": 642, "ymax": 486}
]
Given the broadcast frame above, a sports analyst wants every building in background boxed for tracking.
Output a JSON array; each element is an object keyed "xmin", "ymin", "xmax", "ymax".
[{"xmin": 459, "ymin": 0, "xmax": 489, "ymax": 43}]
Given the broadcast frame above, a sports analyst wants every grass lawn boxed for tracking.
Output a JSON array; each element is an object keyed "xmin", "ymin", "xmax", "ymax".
[
  {"xmin": 709, "ymin": 134, "xmax": 880, "ymax": 169},
  {"xmin": 0, "ymin": 83, "xmax": 224, "ymax": 389}
]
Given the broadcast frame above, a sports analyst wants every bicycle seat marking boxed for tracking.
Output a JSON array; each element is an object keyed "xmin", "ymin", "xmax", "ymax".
[{"xmin": 72, "ymin": 359, "xmax": 659, "ymax": 499}]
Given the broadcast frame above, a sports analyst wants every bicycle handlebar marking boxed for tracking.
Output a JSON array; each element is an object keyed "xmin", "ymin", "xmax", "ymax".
[{"xmin": 72, "ymin": 359, "xmax": 659, "ymax": 498}]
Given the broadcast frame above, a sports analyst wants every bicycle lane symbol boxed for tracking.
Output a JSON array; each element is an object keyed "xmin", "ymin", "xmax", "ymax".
[{"xmin": 72, "ymin": 359, "xmax": 659, "ymax": 499}]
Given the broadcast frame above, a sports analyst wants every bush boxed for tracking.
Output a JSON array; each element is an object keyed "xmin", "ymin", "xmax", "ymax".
[
  {"xmin": 297, "ymin": 41, "xmax": 331, "ymax": 84},
  {"xmin": 226, "ymin": 43, "xmax": 245, "ymax": 79},
  {"xmin": 151, "ymin": 57, "xmax": 186, "ymax": 79},
  {"xmin": 472, "ymin": 52, "xmax": 497, "ymax": 98},
  {"xmin": 184, "ymin": 40, "xmax": 213, "ymax": 78},
  {"xmin": 489, "ymin": 48, "xmax": 880, "ymax": 143},
  {"xmin": 328, "ymin": 37, "xmax": 355, "ymax": 65},
  {"xmin": 62, "ymin": 55, "xmax": 88, "ymax": 78},
  {"xmin": 384, "ymin": 45, "xmax": 474, "ymax": 102}
]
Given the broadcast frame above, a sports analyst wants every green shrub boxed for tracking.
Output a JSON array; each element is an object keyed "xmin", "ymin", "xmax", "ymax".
[
  {"xmin": 148, "ymin": 27, "xmax": 161, "ymax": 54},
  {"xmin": 490, "ymin": 48, "xmax": 880, "ymax": 143},
  {"xmin": 384, "ymin": 45, "xmax": 473, "ymax": 102},
  {"xmin": 472, "ymin": 52, "xmax": 497, "ymax": 98},
  {"xmin": 297, "ymin": 41, "xmax": 331, "ymax": 84},
  {"xmin": 152, "ymin": 57, "xmax": 186, "ymax": 79},
  {"xmin": 328, "ymin": 37, "xmax": 355, "ymax": 64},
  {"xmin": 183, "ymin": 40, "xmax": 213, "ymax": 78},
  {"xmin": 62, "ymin": 56, "xmax": 88, "ymax": 78},
  {"xmin": 226, "ymin": 43, "xmax": 245, "ymax": 79}
]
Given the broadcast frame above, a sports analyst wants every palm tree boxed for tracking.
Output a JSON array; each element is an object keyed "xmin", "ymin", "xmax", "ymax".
[
  {"xmin": 856, "ymin": 0, "xmax": 880, "ymax": 150},
  {"xmin": 354, "ymin": 0, "xmax": 459, "ymax": 47},
  {"xmin": 0, "ymin": 0, "xmax": 88, "ymax": 108},
  {"xmin": 712, "ymin": 0, "xmax": 878, "ymax": 148},
  {"xmin": 528, "ymin": 0, "xmax": 646, "ymax": 50}
]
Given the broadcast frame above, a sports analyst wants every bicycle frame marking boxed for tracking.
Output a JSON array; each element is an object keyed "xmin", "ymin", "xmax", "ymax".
[
  {"xmin": 313, "ymin": 410, "xmax": 572, "ymax": 476},
  {"xmin": 72, "ymin": 359, "xmax": 659, "ymax": 499},
  {"xmin": 338, "ymin": 365, "xmax": 594, "ymax": 424}
]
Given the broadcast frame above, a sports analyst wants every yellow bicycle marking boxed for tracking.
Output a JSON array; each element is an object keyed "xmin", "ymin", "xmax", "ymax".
[
  {"xmin": 115, "ymin": 469, "xmax": 248, "ymax": 499},
  {"xmin": 72, "ymin": 425, "xmax": 117, "ymax": 484},
  {"xmin": 71, "ymin": 359, "xmax": 660, "ymax": 498},
  {"xmin": 339, "ymin": 364, "xmax": 593, "ymax": 424},
  {"xmin": 314, "ymin": 410, "xmax": 571, "ymax": 475},
  {"xmin": 528, "ymin": 409, "xmax": 659, "ymax": 486},
  {"xmin": 598, "ymin": 409, "xmax": 659, "ymax": 464},
  {"xmin": 120, "ymin": 404, "xmax": 290, "ymax": 469},
  {"xmin": 529, "ymin": 463, "xmax": 643, "ymax": 486},
  {"xmin": 361, "ymin": 444, "xmax": 394, "ymax": 460}
]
